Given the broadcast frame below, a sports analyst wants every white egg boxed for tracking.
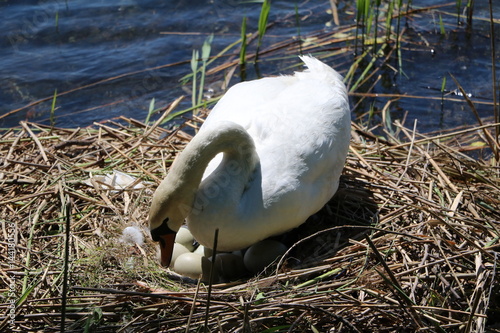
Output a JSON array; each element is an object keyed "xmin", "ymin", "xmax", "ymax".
[
  {"xmin": 175, "ymin": 227, "xmax": 195, "ymax": 251},
  {"xmin": 243, "ymin": 240, "xmax": 288, "ymax": 274},
  {"xmin": 193, "ymin": 245, "xmax": 213, "ymax": 257},
  {"xmin": 170, "ymin": 243, "xmax": 191, "ymax": 267},
  {"xmin": 173, "ymin": 252, "xmax": 211, "ymax": 280},
  {"xmin": 215, "ymin": 253, "xmax": 246, "ymax": 281},
  {"xmin": 121, "ymin": 226, "xmax": 144, "ymax": 246}
]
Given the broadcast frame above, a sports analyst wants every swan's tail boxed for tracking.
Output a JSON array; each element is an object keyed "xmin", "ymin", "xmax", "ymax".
[{"xmin": 297, "ymin": 55, "xmax": 344, "ymax": 87}]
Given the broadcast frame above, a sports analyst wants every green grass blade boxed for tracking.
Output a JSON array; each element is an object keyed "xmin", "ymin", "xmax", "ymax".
[
  {"xmin": 50, "ymin": 89, "xmax": 57, "ymax": 128},
  {"xmin": 240, "ymin": 16, "xmax": 248, "ymax": 65},
  {"xmin": 180, "ymin": 38, "xmax": 241, "ymax": 84},
  {"xmin": 439, "ymin": 14, "xmax": 446, "ymax": 35},
  {"xmin": 197, "ymin": 35, "xmax": 214, "ymax": 107},
  {"xmin": 144, "ymin": 98, "xmax": 155, "ymax": 124},
  {"xmin": 17, "ymin": 279, "xmax": 39, "ymax": 307},
  {"xmin": 385, "ymin": 0, "xmax": 394, "ymax": 42},
  {"xmin": 190, "ymin": 50, "xmax": 199, "ymax": 109},
  {"xmin": 258, "ymin": 0, "xmax": 271, "ymax": 44},
  {"xmin": 240, "ymin": 16, "xmax": 248, "ymax": 81},
  {"xmin": 456, "ymin": 0, "xmax": 462, "ymax": 24},
  {"xmin": 256, "ymin": 0, "xmax": 271, "ymax": 60},
  {"xmin": 294, "ymin": 4, "xmax": 303, "ymax": 55}
]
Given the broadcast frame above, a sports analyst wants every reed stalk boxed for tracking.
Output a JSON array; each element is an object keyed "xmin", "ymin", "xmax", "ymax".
[
  {"xmin": 239, "ymin": 16, "xmax": 248, "ymax": 81},
  {"xmin": 190, "ymin": 50, "xmax": 199, "ymax": 110},
  {"xmin": 197, "ymin": 35, "xmax": 213, "ymax": 106},
  {"xmin": 255, "ymin": 0, "xmax": 271, "ymax": 63},
  {"xmin": 488, "ymin": 0, "xmax": 499, "ymax": 146},
  {"xmin": 50, "ymin": 89, "xmax": 57, "ymax": 129}
]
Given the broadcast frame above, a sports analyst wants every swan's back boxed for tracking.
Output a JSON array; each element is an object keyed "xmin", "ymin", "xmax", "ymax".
[{"xmin": 192, "ymin": 56, "xmax": 350, "ymax": 249}]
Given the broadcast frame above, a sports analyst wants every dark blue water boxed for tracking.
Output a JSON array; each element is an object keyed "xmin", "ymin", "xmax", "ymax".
[{"xmin": 1, "ymin": 0, "xmax": 498, "ymax": 133}]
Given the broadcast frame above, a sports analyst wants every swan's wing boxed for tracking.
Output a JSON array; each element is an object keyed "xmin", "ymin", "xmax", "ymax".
[
  {"xmin": 201, "ymin": 57, "xmax": 350, "ymax": 222},
  {"xmin": 201, "ymin": 76, "xmax": 295, "ymax": 131},
  {"xmin": 188, "ymin": 57, "xmax": 351, "ymax": 249},
  {"xmin": 200, "ymin": 76, "xmax": 295, "ymax": 179}
]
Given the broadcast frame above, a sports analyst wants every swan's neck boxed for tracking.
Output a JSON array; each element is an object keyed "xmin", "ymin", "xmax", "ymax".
[{"xmin": 165, "ymin": 122, "xmax": 259, "ymax": 223}]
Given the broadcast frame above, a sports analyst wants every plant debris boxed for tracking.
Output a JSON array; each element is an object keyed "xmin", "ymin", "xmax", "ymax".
[{"xmin": 1, "ymin": 112, "xmax": 499, "ymax": 332}]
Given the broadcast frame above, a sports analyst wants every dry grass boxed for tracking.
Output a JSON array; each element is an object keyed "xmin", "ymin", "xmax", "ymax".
[{"xmin": 0, "ymin": 109, "xmax": 499, "ymax": 332}]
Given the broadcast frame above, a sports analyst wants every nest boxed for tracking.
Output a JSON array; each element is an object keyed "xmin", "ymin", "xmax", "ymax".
[{"xmin": 1, "ymin": 110, "xmax": 499, "ymax": 332}]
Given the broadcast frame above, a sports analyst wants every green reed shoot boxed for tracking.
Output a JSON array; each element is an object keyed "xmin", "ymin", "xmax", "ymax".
[
  {"xmin": 385, "ymin": 0, "xmax": 394, "ymax": 44},
  {"xmin": 440, "ymin": 76, "xmax": 447, "ymax": 112},
  {"xmin": 295, "ymin": 4, "xmax": 303, "ymax": 55},
  {"xmin": 55, "ymin": 10, "xmax": 59, "ymax": 32},
  {"xmin": 190, "ymin": 50, "xmax": 199, "ymax": 109},
  {"xmin": 240, "ymin": 16, "xmax": 248, "ymax": 80},
  {"xmin": 255, "ymin": 0, "xmax": 271, "ymax": 62},
  {"xmin": 366, "ymin": 5, "xmax": 374, "ymax": 37},
  {"xmin": 144, "ymin": 98, "xmax": 155, "ymax": 124},
  {"xmin": 367, "ymin": 101, "xmax": 376, "ymax": 126},
  {"xmin": 50, "ymin": 89, "xmax": 57, "ymax": 128},
  {"xmin": 197, "ymin": 35, "xmax": 213, "ymax": 106},
  {"xmin": 456, "ymin": 0, "xmax": 462, "ymax": 24},
  {"xmin": 466, "ymin": 0, "xmax": 474, "ymax": 29},
  {"xmin": 240, "ymin": 16, "xmax": 248, "ymax": 66},
  {"xmin": 373, "ymin": 0, "xmax": 381, "ymax": 53},
  {"xmin": 395, "ymin": 0, "xmax": 405, "ymax": 75},
  {"xmin": 395, "ymin": 0, "xmax": 404, "ymax": 40},
  {"xmin": 355, "ymin": 0, "xmax": 369, "ymax": 53},
  {"xmin": 439, "ymin": 14, "xmax": 446, "ymax": 35}
]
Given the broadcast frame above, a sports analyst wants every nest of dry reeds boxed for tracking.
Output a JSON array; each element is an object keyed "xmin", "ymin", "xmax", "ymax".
[
  {"xmin": 1, "ymin": 108, "xmax": 499, "ymax": 332},
  {"xmin": 1, "ymin": 2, "xmax": 500, "ymax": 330}
]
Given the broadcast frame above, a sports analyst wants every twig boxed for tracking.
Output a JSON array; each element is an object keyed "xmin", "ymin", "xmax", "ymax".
[
  {"xmin": 450, "ymin": 73, "xmax": 499, "ymax": 160},
  {"xmin": 60, "ymin": 196, "xmax": 71, "ymax": 333},
  {"xmin": 20, "ymin": 121, "xmax": 49, "ymax": 163},
  {"xmin": 204, "ymin": 228, "xmax": 219, "ymax": 333},
  {"xmin": 143, "ymin": 96, "xmax": 184, "ymax": 139}
]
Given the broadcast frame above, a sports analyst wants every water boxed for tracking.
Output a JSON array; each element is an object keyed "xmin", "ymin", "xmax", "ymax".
[{"xmin": 1, "ymin": 0, "xmax": 498, "ymax": 133}]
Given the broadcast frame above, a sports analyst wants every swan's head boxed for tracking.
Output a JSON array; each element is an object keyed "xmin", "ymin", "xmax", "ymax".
[{"xmin": 149, "ymin": 177, "xmax": 193, "ymax": 267}]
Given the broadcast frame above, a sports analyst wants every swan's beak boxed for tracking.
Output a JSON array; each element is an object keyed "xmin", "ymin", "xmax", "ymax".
[
  {"xmin": 158, "ymin": 233, "xmax": 176, "ymax": 267},
  {"xmin": 150, "ymin": 221, "xmax": 177, "ymax": 267}
]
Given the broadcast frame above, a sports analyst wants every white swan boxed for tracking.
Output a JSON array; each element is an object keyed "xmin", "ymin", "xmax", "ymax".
[{"xmin": 149, "ymin": 56, "xmax": 350, "ymax": 267}]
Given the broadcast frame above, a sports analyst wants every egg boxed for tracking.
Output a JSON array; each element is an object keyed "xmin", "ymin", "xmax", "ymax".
[
  {"xmin": 170, "ymin": 243, "xmax": 191, "ymax": 267},
  {"xmin": 215, "ymin": 253, "xmax": 246, "ymax": 281},
  {"xmin": 193, "ymin": 245, "xmax": 213, "ymax": 257},
  {"xmin": 175, "ymin": 227, "xmax": 195, "ymax": 251},
  {"xmin": 173, "ymin": 252, "xmax": 212, "ymax": 280},
  {"xmin": 243, "ymin": 240, "xmax": 288, "ymax": 274}
]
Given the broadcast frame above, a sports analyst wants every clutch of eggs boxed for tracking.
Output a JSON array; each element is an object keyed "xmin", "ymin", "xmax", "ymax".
[{"xmin": 169, "ymin": 227, "xmax": 287, "ymax": 282}]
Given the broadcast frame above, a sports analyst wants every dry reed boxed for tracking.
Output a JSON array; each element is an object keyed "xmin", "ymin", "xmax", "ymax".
[{"xmin": 0, "ymin": 111, "xmax": 499, "ymax": 332}]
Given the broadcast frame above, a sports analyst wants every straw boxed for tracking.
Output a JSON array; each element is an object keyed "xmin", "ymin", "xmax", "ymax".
[{"xmin": 0, "ymin": 113, "xmax": 498, "ymax": 332}]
